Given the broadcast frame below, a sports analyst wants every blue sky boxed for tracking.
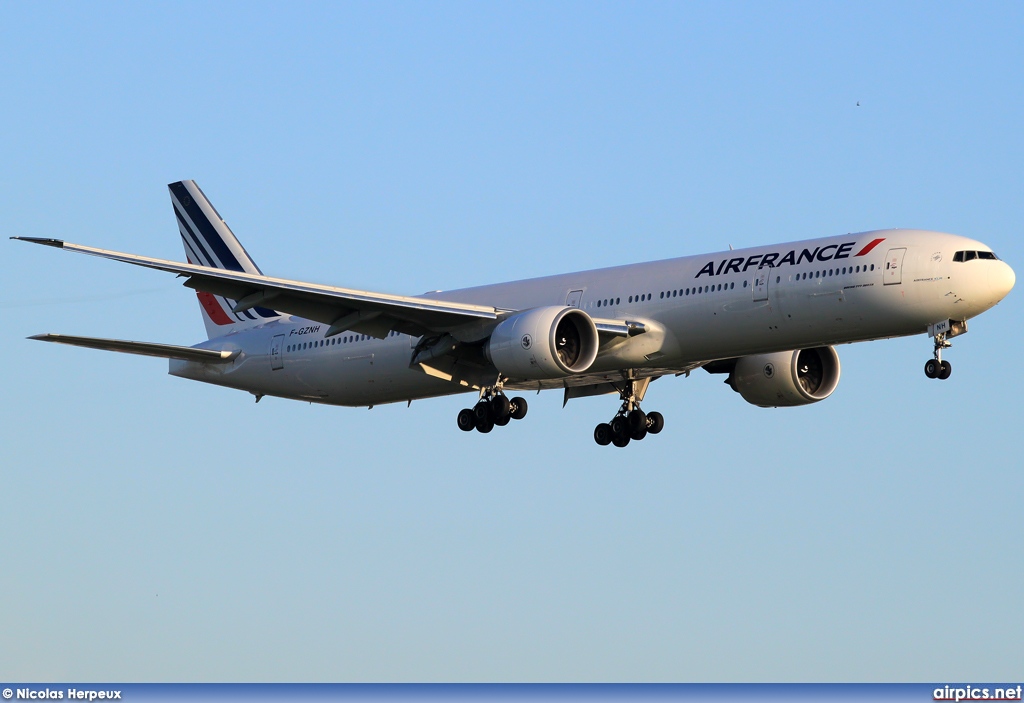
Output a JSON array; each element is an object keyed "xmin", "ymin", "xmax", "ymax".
[{"xmin": 1, "ymin": 1, "xmax": 1022, "ymax": 681}]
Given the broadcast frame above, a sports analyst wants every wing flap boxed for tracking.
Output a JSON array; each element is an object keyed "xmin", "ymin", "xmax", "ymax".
[{"xmin": 29, "ymin": 333, "xmax": 238, "ymax": 363}]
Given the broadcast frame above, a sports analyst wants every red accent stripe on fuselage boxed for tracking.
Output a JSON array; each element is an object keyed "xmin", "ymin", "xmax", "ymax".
[{"xmin": 855, "ymin": 238, "xmax": 885, "ymax": 256}]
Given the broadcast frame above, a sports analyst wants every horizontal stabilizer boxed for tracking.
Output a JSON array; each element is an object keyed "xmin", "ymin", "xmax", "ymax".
[{"xmin": 29, "ymin": 333, "xmax": 238, "ymax": 363}]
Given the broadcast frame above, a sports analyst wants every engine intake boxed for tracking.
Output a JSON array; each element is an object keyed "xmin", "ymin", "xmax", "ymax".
[
  {"xmin": 487, "ymin": 306, "xmax": 599, "ymax": 379},
  {"xmin": 729, "ymin": 346, "xmax": 841, "ymax": 407}
]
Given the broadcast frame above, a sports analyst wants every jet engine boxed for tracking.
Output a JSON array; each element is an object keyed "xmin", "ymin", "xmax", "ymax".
[
  {"xmin": 487, "ymin": 306, "xmax": 599, "ymax": 379},
  {"xmin": 729, "ymin": 346, "xmax": 841, "ymax": 407}
]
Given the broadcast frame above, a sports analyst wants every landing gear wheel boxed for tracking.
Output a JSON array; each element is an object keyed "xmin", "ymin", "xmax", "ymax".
[
  {"xmin": 938, "ymin": 360, "xmax": 952, "ymax": 380},
  {"xmin": 476, "ymin": 416, "xmax": 494, "ymax": 433},
  {"xmin": 457, "ymin": 408, "xmax": 476, "ymax": 432},
  {"xmin": 628, "ymin": 409, "xmax": 647, "ymax": 439},
  {"xmin": 473, "ymin": 402, "xmax": 491, "ymax": 423},
  {"xmin": 610, "ymin": 415, "xmax": 628, "ymax": 438},
  {"xmin": 593, "ymin": 375, "xmax": 664, "ymax": 446},
  {"xmin": 610, "ymin": 415, "xmax": 631, "ymax": 447},
  {"xmin": 491, "ymin": 395, "xmax": 511, "ymax": 420},
  {"xmin": 924, "ymin": 359, "xmax": 939, "ymax": 378},
  {"xmin": 509, "ymin": 396, "xmax": 528, "ymax": 420},
  {"xmin": 494, "ymin": 413, "xmax": 511, "ymax": 427}
]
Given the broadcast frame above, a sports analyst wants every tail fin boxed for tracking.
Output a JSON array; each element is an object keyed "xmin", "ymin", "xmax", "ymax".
[{"xmin": 168, "ymin": 180, "xmax": 281, "ymax": 339}]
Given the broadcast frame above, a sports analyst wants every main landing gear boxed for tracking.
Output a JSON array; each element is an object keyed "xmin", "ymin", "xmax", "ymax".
[
  {"xmin": 924, "ymin": 332, "xmax": 953, "ymax": 380},
  {"xmin": 593, "ymin": 377, "xmax": 664, "ymax": 448},
  {"xmin": 457, "ymin": 378, "xmax": 528, "ymax": 433}
]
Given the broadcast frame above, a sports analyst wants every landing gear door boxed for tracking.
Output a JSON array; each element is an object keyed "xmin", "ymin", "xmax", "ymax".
[
  {"xmin": 884, "ymin": 248, "xmax": 906, "ymax": 285},
  {"xmin": 752, "ymin": 266, "xmax": 770, "ymax": 302},
  {"xmin": 270, "ymin": 333, "xmax": 284, "ymax": 370},
  {"xmin": 566, "ymin": 289, "xmax": 583, "ymax": 308}
]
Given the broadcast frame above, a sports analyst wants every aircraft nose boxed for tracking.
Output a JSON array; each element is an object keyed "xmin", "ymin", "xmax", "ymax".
[{"xmin": 992, "ymin": 260, "xmax": 1015, "ymax": 301}]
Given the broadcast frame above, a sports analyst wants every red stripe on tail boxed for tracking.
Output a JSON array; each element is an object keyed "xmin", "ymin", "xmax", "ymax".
[
  {"xmin": 855, "ymin": 238, "xmax": 885, "ymax": 256},
  {"xmin": 196, "ymin": 291, "xmax": 234, "ymax": 325}
]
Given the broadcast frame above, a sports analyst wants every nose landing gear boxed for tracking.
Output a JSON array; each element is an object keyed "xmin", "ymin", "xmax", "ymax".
[
  {"xmin": 457, "ymin": 377, "xmax": 528, "ymax": 433},
  {"xmin": 594, "ymin": 377, "xmax": 664, "ymax": 447},
  {"xmin": 924, "ymin": 320, "xmax": 967, "ymax": 381},
  {"xmin": 924, "ymin": 332, "xmax": 953, "ymax": 380}
]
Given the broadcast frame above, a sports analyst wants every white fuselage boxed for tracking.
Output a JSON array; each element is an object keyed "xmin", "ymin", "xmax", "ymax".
[{"xmin": 170, "ymin": 229, "xmax": 1015, "ymax": 406}]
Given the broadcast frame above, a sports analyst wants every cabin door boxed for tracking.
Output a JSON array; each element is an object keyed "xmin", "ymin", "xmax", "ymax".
[
  {"xmin": 884, "ymin": 248, "xmax": 906, "ymax": 285},
  {"xmin": 270, "ymin": 334, "xmax": 285, "ymax": 370},
  {"xmin": 752, "ymin": 266, "xmax": 771, "ymax": 302}
]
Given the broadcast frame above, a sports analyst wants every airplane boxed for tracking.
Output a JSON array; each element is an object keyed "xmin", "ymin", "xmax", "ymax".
[{"xmin": 13, "ymin": 180, "xmax": 1016, "ymax": 447}]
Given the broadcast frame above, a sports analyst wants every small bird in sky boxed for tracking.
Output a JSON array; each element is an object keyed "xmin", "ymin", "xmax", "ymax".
[{"xmin": 856, "ymin": 101, "xmax": 861, "ymax": 106}]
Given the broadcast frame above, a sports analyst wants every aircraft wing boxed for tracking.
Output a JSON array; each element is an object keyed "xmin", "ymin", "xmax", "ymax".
[
  {"xmin": 13, "ymin": 237, "xmax": 504, "ymax": 340},
  {"xmin": 28, "ymin": 333, "xmax": 238, "ymax": 363}
]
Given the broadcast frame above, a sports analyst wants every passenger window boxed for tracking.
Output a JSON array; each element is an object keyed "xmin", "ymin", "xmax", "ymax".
[{"xmin": 870, "ymin": 264, "xmax": 875, "ymax": 271}]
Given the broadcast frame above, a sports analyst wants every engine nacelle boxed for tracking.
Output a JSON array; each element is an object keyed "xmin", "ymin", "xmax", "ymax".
[
  {"xmin": 487, "ymin": 306, "xmax": 599, "ymax": 379},
  {"xmin": 731, "ymin": 346, "xmax": 841, "ymax": 407}
]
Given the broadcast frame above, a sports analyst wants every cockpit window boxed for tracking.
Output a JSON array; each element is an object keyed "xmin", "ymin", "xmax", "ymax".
[{"xmin": 954, "ymin": 250, "xmax": 1000, "ymax": 262}]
